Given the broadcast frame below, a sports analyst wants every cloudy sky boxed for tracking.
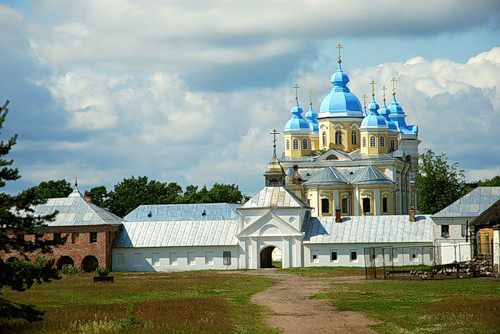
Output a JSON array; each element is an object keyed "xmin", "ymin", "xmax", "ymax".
[{"xmin": 1, "ymin": 0, "xmax": 499, "ymax": 195}]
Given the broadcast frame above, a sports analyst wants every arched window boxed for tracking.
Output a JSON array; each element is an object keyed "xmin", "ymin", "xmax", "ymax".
[
  {"xmin": 293, "ymin": 139, "xmax": 299, "ymax": 150},
  {"xmin": 370, "ymin": 136, "xmax": 376, "ymax": 147},
  {"xmin": 286, "ymin": 139, "xmax": 290, "ymax": 150},
  {"xmin": 302, "ymin": 138, "xmax": 308, "ymax": 150},
  {"xmin": 380, "ymin": 136, "xmax": 385, "ymax": 147},
  {"xmin": 322, "ymin": 132, "xmax": 327, "ymax": 146},
  {"xmin": 390, "ymin": 140, "xmax": 395, "ymax": 151},
  {"xmin": 362, "ymin": 136, "xmax": 366, "ymax": 147},
  {"xmin": 335, "ymin": 130, "xmax": 342, "ymax": 145},
  {"xmin": 351, "ymin": 130, "xmax": 357, "ymax": 145}
]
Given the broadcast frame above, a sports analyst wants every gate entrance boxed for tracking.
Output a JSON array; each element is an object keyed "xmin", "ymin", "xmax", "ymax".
[{"xmin": 260, "ymin": 246, "xmax": 282, "ymax": 268}]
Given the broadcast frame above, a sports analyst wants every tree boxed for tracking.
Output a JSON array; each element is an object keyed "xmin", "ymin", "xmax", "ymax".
[
  {"xmin": 416, "ymin": 149, "xmax": 466, "ymax": 214},
  {"xmin": 0, "ymin": 100, "xmax": 65, "ymax": 322},
  {"xmin": 89, "ymin": 185, "xmax": 108, "ymax": 207},
  {"xmin": 180, "ymin": 183, "xmax": 245, "ymax": 204},
  {"xmin": 22, "ymin": 179, "xmax": 72, "ymax": 199},
  {"xmin": 477, "ymin": 176, "xmax": 500, "ymax": 187},
  {"xmin": 106, "ymin": 176, "xmax": 183, "ymax": 217}
]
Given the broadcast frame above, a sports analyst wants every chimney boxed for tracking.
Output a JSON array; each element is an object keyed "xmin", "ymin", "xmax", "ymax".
[
  {"xmin": 409, "ymin": 206, "xmax": 415, "ymax": 222},
  {"xmin": 84, "ymin": 191, "xmax": 93, "ymax": 203},
  {"xmin": 335, "ymin": 205, "xmax": 341, "ymax": 223},
  {"xmin": 291, "ymin": 165, "xmax": 301, "ymax": 184}
]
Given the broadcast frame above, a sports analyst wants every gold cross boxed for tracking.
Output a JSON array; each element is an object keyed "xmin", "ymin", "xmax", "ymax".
[
  {"xmin": 370, "ymin": 80, "xmax": 376, "ymax": 97},
  {"xmin": 270, "ymin": 129, "xmax": 280, "ymax": 148},
  {"xmin": 362, "ymin": 94, "xmax": 368, "ymax": 109},
  {"xmin": 381, "ymin": 86, "xmax": 388, "ymax": 101},
  {"xmin": 391, "ymin": 77, "xmax": 397, "ymax": 96},
  {"xmin": 293, "ymin": 84, "xmax": 300, "ymax": 100},
  {"xmin": 336, "ymin": 43, "xmax": 343, "ymax": 64},
  {"xmin": 308, "ymin": 90, "xmax": 313, "ymax": 105}
]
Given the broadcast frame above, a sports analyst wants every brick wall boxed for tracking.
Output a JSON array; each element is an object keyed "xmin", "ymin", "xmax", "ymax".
[{"xmin": 0, "ymin": 224, "xmax": 122, "ymax": 271}]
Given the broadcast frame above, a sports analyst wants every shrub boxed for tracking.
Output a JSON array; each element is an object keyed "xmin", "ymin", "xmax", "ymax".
[
  {"xmin": 60, "ymin": 264, "xmax": 81, "ymax": 275},
  {"xmin": 94, "ymin": 267, "xmax": 110, "ymax": 277}
]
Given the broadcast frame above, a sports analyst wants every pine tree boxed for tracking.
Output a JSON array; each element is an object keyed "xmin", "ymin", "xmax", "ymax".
[{"xmin": 0, "ymin": 100, "xmax": 65, "ymax": 322}]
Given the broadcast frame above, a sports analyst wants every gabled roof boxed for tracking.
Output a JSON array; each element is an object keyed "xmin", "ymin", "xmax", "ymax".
[
  {"xmin": 304, "ymin": 166, "xmax": 347, "ymax": 185},
  {"xmin": 351, "ymin": 165, "xmax": 394, "ymax": 185},
  {"xmin": 114, "ymin": 220, "xmax": 239, "ymax": 247},
  {"xmin": 303, "ymin": 215, "xmax": 432, "ymax": 244},
  {"xmin": 470, "ymin": 199, "xmax": 500, "ymax": 227},
  {"xmin": 124, "ymin": 203, "xmax": 241, "ymax": 222},
  {"xmin": 240, "ymin": 187, "xmax": 310, "ymax": 209},
  {"xmin": 30, "ymin": 195, "xmax": 123, "ymax": 227},
  {"xmin": 432, "ymin": 187, "xmax": 500, "ymax": 218}
]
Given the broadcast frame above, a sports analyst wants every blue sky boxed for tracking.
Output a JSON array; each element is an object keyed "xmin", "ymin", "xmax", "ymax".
[{"xmin": 0, "ymin": 0, "xmax": 499, "ymax": 196}]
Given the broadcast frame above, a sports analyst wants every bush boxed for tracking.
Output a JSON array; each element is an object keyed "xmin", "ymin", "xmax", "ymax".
[
  {"xmin": 94, "ymin": 267, "xmax": 110, "ymax": 277},
  {"xmin": 60, "ymin": 264, "xmax": 81, "ymax": 275}
]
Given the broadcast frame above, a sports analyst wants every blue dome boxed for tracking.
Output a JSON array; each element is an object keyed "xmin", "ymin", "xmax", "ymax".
[
  {"xmin": 388, "ymin": 95, "xmax": 417, "ymax": 135},
  {"xmin": 284, "ymin": 99, "xmax": 310, "ymax": 132},
  {"xmin": 379, "ymin": 100, "xmax": 398, "ymax": 132},
  {"xmin": 388, "ymin": 95, "xmax": 405, "ymax": 116},
  {"xmin": 360, "ymin": 97, "xmax": 388, "ymax": 129},
  {"xmin": 304, "ymin": 103, "xmax": 319, "ymax": 133},
  {"xmin": 318, "ymin": 64, "xmax": 362, "ymax": 117}
]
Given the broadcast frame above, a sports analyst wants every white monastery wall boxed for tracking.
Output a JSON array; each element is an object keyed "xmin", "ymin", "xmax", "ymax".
[{"xmin": 431, "ymin": 217, "xmax": 469, "ymax": 246}]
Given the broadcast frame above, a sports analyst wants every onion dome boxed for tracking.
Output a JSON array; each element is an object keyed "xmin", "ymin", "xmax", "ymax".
[
  {"xmin": 284, "ymin": 99, "xmax": 310, "ymax": 133},
  {"xmin": 318, "ymin": 64, "xmax": 363, "ymax": 118},
  {"xmin": 304, "ymin": 103, "xmax": 319, "ymax": 133},
  {"xmin": 360, "ymin": 97, "xmax": 388, "ymax": 129},
  {"xmin": 379, "ymin": 100, "xmax": 398, "ymax": 132}
]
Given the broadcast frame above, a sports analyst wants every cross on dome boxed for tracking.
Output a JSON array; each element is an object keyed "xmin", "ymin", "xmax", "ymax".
[
  {"xmin": 370, "ymin": 80, "xmax": 376, "ymax": 97},
  {"xmin": 381, "ymin": 86, "xmax": 388, "ymax": 102},
  {"xmin": 336, "ymin": 43, "xmax": 343, "ymax": 64},
  {"xmin": 308, "ymin": 90, "xmax": 313, "ymax": 105},
  {"xmin": 391, "ymin": 77, "xmax": 397, "ymax": 96},
  {"xmin": 293, "ymin": 83, "xmax": 300, "ymax": 100},
  {"xmin": 362, "ymin": 94, "xmax": 368, "ymax": 109}
]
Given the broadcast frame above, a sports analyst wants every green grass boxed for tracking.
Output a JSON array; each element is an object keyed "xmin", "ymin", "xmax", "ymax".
[
  {"xmin": 1, "ymin": 271, "xmax": 280, "ymax": 334},
  {"xmin": 279, "ymin": 266, "xmax": 366, "ymax": 278},
  {"xmin": 315, "ymin": 277, "xmax": 500, "ymax": 334}
]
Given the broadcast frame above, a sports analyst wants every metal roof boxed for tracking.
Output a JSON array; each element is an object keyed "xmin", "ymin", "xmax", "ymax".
[
  {"xmin": 470, "ymin": 199, "xmax": 500, "ymax": 226},
  {"xmin": 124, "ymin": 203, "xmax": 241, "ymax": 222},
  {"xmin": 351, "ymin": 165, "xmax": 395, "ymax": 185},
  {"xmin": 303, "ymin": 215, "xmax": 432, "ymax": 244},
  {"xmin": 30, "ymin": 195, "xmax": 123, "ymax": 227},
  {"xmin": 304, "ymin": 166, "xmax": 348, "ymax": 185},
  {"xmin": 240, "ymin": 187, "xmax": 310, "ymax": 209},
  {"xmin": 113, "ymin": 220, "xmax": 239, "ymax": 247},
  {"xmin": 432, "ymin": 187, "xmax": 500, "ymax": 218}
]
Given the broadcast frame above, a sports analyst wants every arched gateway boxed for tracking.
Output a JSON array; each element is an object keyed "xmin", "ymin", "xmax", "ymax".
[{"xmin": 260, "ymin": 246, "xmax": 282, "ymax": 268}]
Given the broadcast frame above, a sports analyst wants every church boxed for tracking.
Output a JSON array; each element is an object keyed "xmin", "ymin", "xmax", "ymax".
[{"xmin": 4, "ymin": 50, "xmax": 499, "ymax": 274}]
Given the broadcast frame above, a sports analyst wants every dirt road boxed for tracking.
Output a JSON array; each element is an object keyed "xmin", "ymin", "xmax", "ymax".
[{"xmin": 247, "ymin": 270, "xmax": 376, "ymax": 334}]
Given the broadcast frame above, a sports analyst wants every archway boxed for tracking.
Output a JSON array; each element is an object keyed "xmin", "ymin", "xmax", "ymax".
[
  {"xmin": 260, "ymin": 246, "xmax": 282, "ymax": 268},
  {"xmin": 57, "ymin": 256, "xmax": 74, "ymax": 270},
  {"xmin": 81, "ymin": 255, "xmax": 99, "ymax": 272}
]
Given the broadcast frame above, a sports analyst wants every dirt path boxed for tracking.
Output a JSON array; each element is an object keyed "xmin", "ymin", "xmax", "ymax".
[{"xmin": 246, "ymin": 270, "xmax": 376, "ymax": 334}]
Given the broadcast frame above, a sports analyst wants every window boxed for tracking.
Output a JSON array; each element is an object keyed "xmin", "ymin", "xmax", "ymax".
[
  {"xmin": 335, "ymin": 130, "xmax": 342, "ymax": 145},
  {"xmin": 293, "ymin": 139, "xmax": 299, "ymax": 150},
  {"xmin": 370, "ymin": 136, "xmax": 376, "ymax": 147},
  {"xmin": 205, "ymin": 252, "xmax": 214, "ymax": 265},
  {"xmin": 441, "ymin": 225, "xmax": 449, "ymax": 238},
  {"xmin": 322, "ymin": 132, "xmax": 327, "ymax": 146},
  {"xmin": 169, "ymin": 252, "xmax": 178, "ymax": 266},
  {"xmin": 380, "ymin": 136, "xmax": 385, "ymax": 147},
  {"xmin": 382, "ymin": 197, "xmax": 388, "ymax": 213},
  {"xmin": 302, "ymin": 138, "xmax": 308, "ymax": 150},
  {"xmin": 312, "ymin": 252, "xmax": 319, "ymax": 263},
  {"xmin": 134, "ymin": 253, "xmax": 141, "ymax": 266},
  {"xmin": 187, "ymin": 252, "xmax": 196, "ymax": 265},
  {"xmin": 35, "ymin": 234, "xmax": 44, "ymax": 240},
  {"xmin": 411, "ymin": 253, "xmax": 418, "ymax": 262},
  {"xmin": 350, "ymin": 251, "xmax": 358, "ymax": 262},
  {"xmin": 223, "ymin": 251, "xmax": 231, "ymax": 266},
  {"xmin": 362, "ymin": 136, "xmax": 366, "ymax": 147},
  {"xmin": 321, "ymin": 198, "xmax": 330, "ymax": 214},
  {"xmin": 72, "ymin": 233, "xmax": 79, "ymax": 244},
  {"xmin": 331, "ymin": 251, "xmax": 338, "ymax": 262},
  {"xmin": 53, "ymin": 233, "xmax": 61, "ymax": 242},
  {"xmin": 341, "ymin": 198, "xmax": 349, "ymax": 214},
  {"xmin": 362, "ymin": 198, "xmax": 371, "ymax": 214},
  {"xmin": 152, "ymin": 253, "xmax": 160, "ymax": 267},
  {"xmin": 351, "ymin": 130, "xmax": 357, "ymax": 145},
  {"xmin": 286, "ymin": 139, "xmax": 290, "ymax": 150},
  {"xmin": 390, "ymin": 139, "xmax": 395, "ymax": 151},
  {"xmin": 89, "ymin": 232, "xmax": 97, "ymax": 243}
]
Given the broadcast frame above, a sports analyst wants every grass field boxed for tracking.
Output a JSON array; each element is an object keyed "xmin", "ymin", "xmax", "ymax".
[
  {"xmin": 1, "ymin": 271, "xmax": 279, "ymax": 334},
  {"xmin": 285, "ymin": 266, "xmax": 500, "ymax": 334}
]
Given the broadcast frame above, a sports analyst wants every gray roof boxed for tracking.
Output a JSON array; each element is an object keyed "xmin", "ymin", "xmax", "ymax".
[
  {"xmin": 304, "ymin": 167, "xmax": 347, "ymax": 185},
  {"xmin": 124, "ymin": 203, "xmax": 241, "ymax": 222},
  {"xmin": 351, "ymin": 165, "xmax": 394, "ymax": 185},
  {"xmin": 113, "ymin": 220, "xmax": 239, "ymax": 247},
  {"xmin": 30, "ymin": 190, "xmax": 123, "ymax": 226},
  {"xmin": 240, "ymin": 187, "xmax": 310, "ymax": 209},
  {"xmin": 432, "ymin": 187, "xmax": 500, "ymax": 218},
  {"xmin": 303, "ymin": 215, "xmax": 432, "ymax": 244}
]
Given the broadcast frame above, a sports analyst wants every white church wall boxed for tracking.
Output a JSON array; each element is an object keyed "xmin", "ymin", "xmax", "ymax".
[
  {"xmin": 431, "ymin": 217, "xmax": 470, "ymax": 246},
  {"xmin": 112, "ymin": 246, "xmax": 239, "ymax": 272},
  {"xmin": 303, "ymin": 243, "xmax": 434, "ymax": 267},
  {"xmin": 240, "ymin": 208, "xmax": 305, "ymax": 233}
]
